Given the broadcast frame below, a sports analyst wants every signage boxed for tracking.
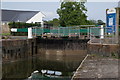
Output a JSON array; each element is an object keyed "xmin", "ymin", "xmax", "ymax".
[
  {"xmin": 106, "ymin": 8, "xmax": 116, "ymax": 33},
  {"xmin": 107, "ymin": 8, "xmax": 116, "ymax": 14}
]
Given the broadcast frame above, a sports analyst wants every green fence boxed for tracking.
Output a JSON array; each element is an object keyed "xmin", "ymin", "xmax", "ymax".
[
  {"xmin": 17, "ymin": 27, "xmax": 89, "ymax": 36},
  {"xmin": 16, "ymin": 27, "xmax": 120, "ymax": 36},
  {"xmin": 17, "ymin": 28, "xmax": 28, "ymax": 32},
  {"xmin": 90, "ymin": 27, "xmax": 100, "ymax": 36}
]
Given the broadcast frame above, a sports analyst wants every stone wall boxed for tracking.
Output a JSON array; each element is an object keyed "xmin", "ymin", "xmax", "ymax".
[{"xmin": 2, "ymin": 38, "xmax": 38, "ymax": 62}]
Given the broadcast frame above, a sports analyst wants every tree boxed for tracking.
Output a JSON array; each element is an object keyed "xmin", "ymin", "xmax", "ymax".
[
  {"xmin": 97, "ymin": 20, "xmax": 105, "ymax": 25},
  {"xmin": 57, "ymin": 2, "xmax": 87, "ymax": 27},
  {"xmin": 87, "ymin": 20, "xmax": 97, "ymax": 25},
  {"xmin": 47, "ymin": 18, "xmax": 60, "ymax": 27}
]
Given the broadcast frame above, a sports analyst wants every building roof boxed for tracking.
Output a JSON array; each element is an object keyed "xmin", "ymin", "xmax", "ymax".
[
  {"xmin": 2, "ymin": 9, "xmax": 40, "ymax": 22},
  {"xmin": 118, "ymin": 1, "xmax": 120, "ymax": 7}
]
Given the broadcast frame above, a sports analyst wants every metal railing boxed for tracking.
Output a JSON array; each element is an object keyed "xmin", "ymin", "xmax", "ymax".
[
  {"xmin": 31, "ymin": 25, "xmax": 96, "ymax": 38},
  {"xmin": 89, "ymin": 25, "xmax": 118, "ymax": 44}
]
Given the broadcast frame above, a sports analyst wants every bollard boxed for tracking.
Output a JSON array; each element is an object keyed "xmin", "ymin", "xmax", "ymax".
[
  {"xmin": 100, "ymin": 25, "xmax": 104, "ymax": 39},
  {"xmin": 28, "ymin": 27, "xmax": 33, "ymax": 39}
]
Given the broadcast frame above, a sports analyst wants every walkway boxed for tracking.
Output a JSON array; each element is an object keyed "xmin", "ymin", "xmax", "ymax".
[{"xmin": 72, "ymin": 55, "xmax": 119, "ymax": 80}]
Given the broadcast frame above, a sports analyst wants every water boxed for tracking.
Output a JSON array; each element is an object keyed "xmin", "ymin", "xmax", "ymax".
[{"xmin": 2, "ymin": 50, "xmax": 87, "ymax": 80}]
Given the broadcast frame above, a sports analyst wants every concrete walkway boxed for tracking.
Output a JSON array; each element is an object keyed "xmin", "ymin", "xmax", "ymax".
[{"xmin": 72, "ymin": 55, "xmax": 119, "ymax": 80}]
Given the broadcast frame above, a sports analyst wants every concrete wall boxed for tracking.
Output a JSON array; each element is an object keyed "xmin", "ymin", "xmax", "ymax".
[
  {"xmin": 37, "ymin": 38, "xmax": 89, "ymax": 50},
  {"xmin": 2, "ymin": 38, "xmax": 38, "ymax": 62},
  {"xmin": 2, "ymin": 37, "xmax": 120, "ymax": 62},
  {"xmin": 2, "ymin": 38, "xmax": 89, "ymax": 62},
  {"xmin": 87, "ymin": 43, "xmax": 119, "ymax": 57}
]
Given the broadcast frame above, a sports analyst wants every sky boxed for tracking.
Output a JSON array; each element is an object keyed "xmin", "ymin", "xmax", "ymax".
[
  {"xmin": 1, "ymin": 1, "xmax": 119, "ymax": 22},
  {"xmin": 1, "ymin": 0, "xmax": 120, "ymax": 2}
]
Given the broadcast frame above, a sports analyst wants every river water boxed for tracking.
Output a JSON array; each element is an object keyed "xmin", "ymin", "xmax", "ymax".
[{"xmin": 2, "ymin": 50, "xmax": 86, "ymax": 80}]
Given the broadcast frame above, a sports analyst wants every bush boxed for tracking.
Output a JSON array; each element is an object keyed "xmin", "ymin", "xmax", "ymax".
[{"xmin": 8, "ymin": 22, "xmax": 41, "ymax": 28}]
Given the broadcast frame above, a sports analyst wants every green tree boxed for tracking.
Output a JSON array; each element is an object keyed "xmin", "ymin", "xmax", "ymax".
[
  {"xmin": 87, "ymin": 20, "xmax": 97, "ymax": 25},
  {"xmin": 97, "ymin": 20, "xmax": 105, "ymax": 25},
  {"xmin": 57, "ymin": 2, "xmax": 87, "ymax": 27},
  {"xmin": 47, "ymin": 18, "xmax": 60, "ymax": 27}
]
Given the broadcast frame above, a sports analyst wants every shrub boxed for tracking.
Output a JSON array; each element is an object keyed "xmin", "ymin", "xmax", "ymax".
[{"xmin": 8, "ymin": 22, "xmax": 41, "ymax": 28}]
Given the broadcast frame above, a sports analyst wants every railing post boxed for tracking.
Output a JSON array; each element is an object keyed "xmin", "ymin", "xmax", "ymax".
[
  {"xmin": 87, "ymin": 27, "xmax": 89, "ymax": 39},
  {"xmin": 69, "ymin": 27, "xmax": 71, "ymax": 38},
  {"xmin": 35, "ymin": 27, "xmax": 37, "ymax": 37},
  {"xmin": 89, "ymin": 27, "xmax": 91, "ymax": 44},
  {"xmin": 41, "ymin": 27, "xmax": 43, "ymax": 38},
  {"xmin": 79, "ymin": 27, "xmax": 80, "ymax": 38}
]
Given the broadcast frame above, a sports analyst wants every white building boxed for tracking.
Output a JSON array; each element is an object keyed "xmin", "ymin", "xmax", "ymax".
[{"xmin": 2, "ymin": 9, "xmax": 45, "ymax": 25}]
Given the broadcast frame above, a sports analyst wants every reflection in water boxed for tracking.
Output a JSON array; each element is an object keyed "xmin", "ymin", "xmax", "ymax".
[{"xmin": 2, "ymin": 50, "xmax": 86, "ymax": 80}]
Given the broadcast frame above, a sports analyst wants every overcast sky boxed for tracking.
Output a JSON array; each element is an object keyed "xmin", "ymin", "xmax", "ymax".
[
  {"xmin": 1, "ymin": 0, "xmax": 119, "ymax": 2},
  {"xmin": 1, "ymin": 1, "xmax": 119, "ymax": 22}
]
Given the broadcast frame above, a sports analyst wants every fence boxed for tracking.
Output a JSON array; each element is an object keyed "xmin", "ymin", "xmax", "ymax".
[
  {"xmin": 89, "ymin": 25, "xmax": 118, "ymax": 44},
  {"xmin": 31, "ymin": 25, "xmax": 95, "ymax": 38},
  {"xmin": 14, "ymin": 25, "xmax": 119, "ymax": 44}
]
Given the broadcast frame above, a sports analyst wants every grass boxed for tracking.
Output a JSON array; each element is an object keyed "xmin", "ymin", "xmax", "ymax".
[{"xmin": 1, "ymin": 33, "xmax": 11, "ymax": 36}]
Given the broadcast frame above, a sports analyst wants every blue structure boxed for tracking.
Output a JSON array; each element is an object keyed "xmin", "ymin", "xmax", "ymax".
[{"xmin": 106, "ymin": 8, "xmax": 116, "ymax": 33}]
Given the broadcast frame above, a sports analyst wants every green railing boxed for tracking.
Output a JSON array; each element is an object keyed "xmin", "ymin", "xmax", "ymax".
[
  {"xmin": 17, "ymin": 28, "xmax": 89, "ymax": 35},
  {"xmin": 17, "ymin": 28, "xmax": 28, "ymax": 32},
  {"xmin": 16, "ymin": 27, "xmax": 120, "ymax": 36}
]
